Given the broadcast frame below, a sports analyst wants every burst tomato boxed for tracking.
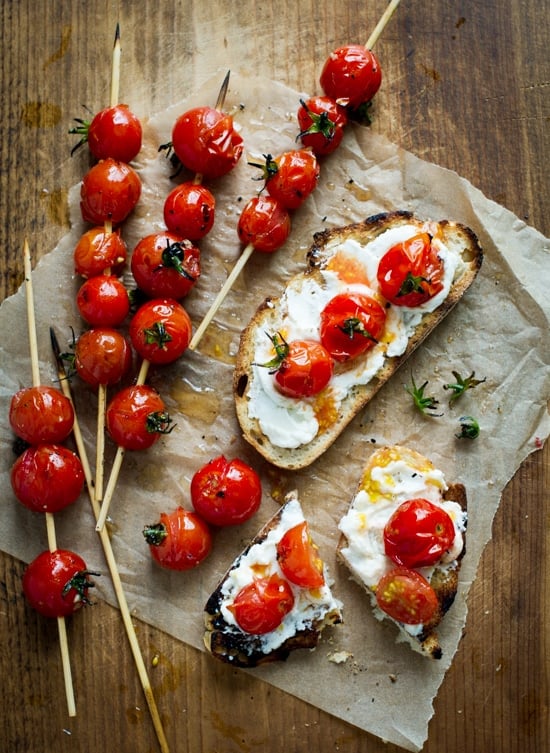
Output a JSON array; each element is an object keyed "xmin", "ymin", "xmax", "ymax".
[
  {"xmin": 73, "ymin": 227, "xmax": 128, "ymax": 278},
  {"xmin": 22, "ymin": 549, "xmax": 96, "ymax": 618},
  {"xmin": 143, "ymin": 506, "xmax": 212, "ymax": 571},
  {"xmin": 377, "ymin": 232, "xmax": 444, "ymax": 307},
  {"xmin": 80, "ymin": 157, "xmax": 141, "ymax": 226},
  {"xmin": 376, "ymin": 567, "xmax": 439, "ymax": 625},
  {"xmin": 277, "ymin": 521, "xmax": 325, "ymax": 588},
  {"xmin": 320, "ymin": 292, "xmax": 387, "ymax": 362},
  {"xmin": 251, "ymin": 150, "xmax": 320, "ymax": 210},
  {"xmin": 190, "ymin": 455, "xmax": 262, "ymax": 526},
  {"xmin": 76, "ymin": 274, "xmax": 130, "ymax": 327},
  {"xmin": 131, "ymin": 232, "xmax": 201, "ymax": 300},
  {"xmin": 383, "ymin": 498, "xmax": 456, "ymax": 569},
  {"xmin": 86, "ymin": 104, "xmax": 142, "ymax": 163},
  {"xmin": 129, "ymin": 298, "xmax": 192, "ymax": 365},
  {"xmin": 105, "ymin": 384, "xmax": 173, "ymax": 450},
  {"xmin": 237, "ymin": 196, "xmax": 291, "ymax": 253},
  {"xmin": 74, "ymin": 328, "xmax": 132, "ymax": 388},
  {"xmin": 9, "ymin": 386, "xmax": 74, "ymax": 445},
  {"xmin": 297, "ymin": 96, "xmax": 348, "ymax": 156},
  {"xmin": 320, "ymin": 44, "xmax": 382, "ymax": 109},
  {"xmin": 229, "ymin": 574, "xmax": 295, "ymax": 634},
  {"xmin": 163, "ymin": 182, "xmax": 216, "ymax": 240},
  {"xmin": 265, "ymin": 335, "xmax": 333, "ymax": 399},
  {"xmin": 11, "ymin": 444, "xmax": 85, "ymax": 514}
]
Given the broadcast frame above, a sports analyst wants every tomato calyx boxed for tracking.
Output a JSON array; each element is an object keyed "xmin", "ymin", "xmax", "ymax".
[
  {"xmin": 338, "ymin": 316, "xmax": 378, "ymax": 344},
  {"xmin": 296, "ymin": 99, "xmax": 338, "ymax": 144},
  {"xmin": 69, "ymin": 115, "xmax": 93, "ymax": 156},
  {"xmin": 158, "ymin": 140, "xmax": 183, "ymax": 178},
  {"xmin": 142, "ymin": 521, "xmax": 167, "ymax": 547},
  {"xmin": 397, "ymin": 271, "xmax": 432, "ymax": 299},
  {"xmin": 157, "ymin": 240, "xmax": 196, "ymax": 281},
  {"xmin": 61, "ymin": 568, "xmax": 100, "ymax": 606},
  {"xmin": 145, "ymin": 410, "xmax": 175, "ymax": 436},
  {"xmin": 248, "ymin": 153, "xmax": 279, "ymax": 186},
  {"xmin": 142, "ymin": 321, "xmax": 173, "ymax": 349},
  {"xmin": 255, "ymin": 332, "xmax": 289, "ymax": 372}
]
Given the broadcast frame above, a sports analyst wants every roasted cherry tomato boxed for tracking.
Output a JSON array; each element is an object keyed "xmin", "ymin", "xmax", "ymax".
[
  {"xmin": 251, "ymin": 150, "xmax": 320, "ymax": 210},
  {"xmin": 86, "ymin": 104, "xmax": 142, "ymax": 162},
  {"xmin": 190, "ymin": 455, "xmax": 262, "ymax": 526},
  {"xmin": 143, "ymin": 506, "xmax": 212, "ymax": 571},
  {"xmin": 105, "ymin": 384, "xmax": 173, "ymax": 450},
  {"xmin": 171, "ymin": 106, "xmax": 243, "ymax": 180},
  {"xmin": 229, "ymin": 574, "xmax": 295, "ymax": 634},
  {"xmin": 319, "ymin": 292, "xmax": 387, "ymax": 362},
  {"xmin": 377, "ymin": 232, "xmax": 444, "ymax": 307},
  {"xmin": 297, "ymin": 96, "xmax": 348, "ymax": 157},
  {"xmin": 237, "ymin": 195, "xmax": 291, "ymax": 253},
  {"xmin": 383, "ymin": 498, "xmax": 456, "ymax": 569},
  {"xmin": 9, "ymin": 386, "xmax": 74, "ymax": 445},
  {"xmin": 277, "ymin": 521, "xmax": 325, "ymax": 588},
  {"xmin": 11, "ymin": 444, "xmax": 85, "ymax": 514},
  {"xmin": 320, "ymin": 44, "xmax": 382, "ymax": 109},
  {"xmin": 163, "ymin": 182, "xmax": 216, "ymax": 240},
  {"xmin": 76, "ymin": 274, "xmax": 130, "ymax": 327},
  {"xmin": 376, "ymin": 566, "xmax": 439, "ymax": 625},
  {"xmin": 129, "ymin": 298, "xmax": 192, "ymax": 365},
  {"xmin": 74, "ymin": 328, "xmax": 132, "ymax": 388},
  {"xmin": 80, "ymin": 157, "xmax": 141, "ymax": 226},
  {"xmin": 131, "ymin": 232, "xmax": 201, "ymax": 300},
  {"xmin": 263, "ymin": 334, "xmax": 333, "ymax": 399},
  {"xmin": 22, "ymin": 549, "xmax": 96, "ymax": 618},
  {"xmin": 73, "ymin": 227, "xmax": 128, "ymax": 278}
]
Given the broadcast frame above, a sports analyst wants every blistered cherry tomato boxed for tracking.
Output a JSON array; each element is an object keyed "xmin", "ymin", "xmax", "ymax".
[
  {"xmin": 163, "ymin": 182, "xmax": 216, "ymax": 240},
  {"xmin": 229, "ymin": 574, "xmax": 295, "ymax": 634},
  {"xmin": 86, "ymin": 104, "xmax": 142, "ymax": 163},
  {"xmin": 297, "ymin": 96, "xmax": 348, "ymax": 156},
  {"xmin": 74, "ymin": 328, "xmax": 132, "ymax": 388},
  {"xmin": 190, "ymin": 455, "xmax": 262, "ymax": 526},
  {"xmin": 171, "ymin": 106, "xmax": 243, "ymax": 180},
  {"xmin": 320, "ymin": 292, "xmax": 387, "ymax": 362},
  {"xmin": 320, "ymin": 44, "xmax": 382, "ymax": 109},
  {"xmin": 9, "ymin": 386, "xmax": 74, "ymax": 445},
  {"xmin": 22, "ymin": 549, "xmax": 96, "ymax": 618},
  {"xmin": 269, "ymin": 336, "xmax": 333, "ymax": 399},
  {"xmin": 80, "ymin": 158, "xmax": 141, "ymax": 226},
  {"xmin": 143, "ymin": 506, "xmax": 212, "ymax": 571},
  {"xmin": 251, "ymin": 150, "xmax": 320, "ymax": 210},
  {"xmin": 11, "ymin": 444, "xmax": 85, "ymax": 514},
  {"xmin": 277, "ymin": 521, "xmax": 325, "ymax": 588},
  {"xmin": 376, "ymin": 567, "xmax": 439, "ymax": 625},
  {"xmin": 73, "ymin": 227, "xmax": 128, "ymax": 278},
  {"xmin": 106, "ymin": 384, "xmax": 173, "ymax": 451},
  {"xmin": 129, "ymin": 298, "xmax": 192, "ymax": 365},
  {"xmin": 76, "ymin": 274, "xmax": 130, "ymax": 327},
  {"xmin": 377, "ymin": 232, "xmax": 444, "ymax": 307},
  {"xmin": 237, "ymin": 196, "xmax": 291, "ymax": 253},
  {"xmin": 131, "ymin": 233, "xmax": 201, "ymax": 300},
  {"xmin": 383, "ymin": 498, "xmax": 456, "ymax": 569}
]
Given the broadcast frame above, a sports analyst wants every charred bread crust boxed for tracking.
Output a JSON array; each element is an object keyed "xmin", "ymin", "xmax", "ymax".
[{"xmin": 234, "ymin": 211, "xmax": 483, "ymax": 470}]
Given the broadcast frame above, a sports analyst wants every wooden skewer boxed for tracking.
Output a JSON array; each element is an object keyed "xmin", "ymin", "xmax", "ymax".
[
  {"xmin": 110, "ymin": 23, "xmax": 121, "ymax": 109},
  {"xmin": 23, "ymin": 240, "xmax": 77, "ymax": 718},
  {"xmin": 366, "ymin": 0, "xmax": 401, "ymax": 49}
]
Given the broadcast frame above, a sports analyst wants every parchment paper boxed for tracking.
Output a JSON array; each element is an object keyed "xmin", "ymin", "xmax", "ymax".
[{"xmin": 1, "ymin": 73, "xmax": 548, "ymax": 752}]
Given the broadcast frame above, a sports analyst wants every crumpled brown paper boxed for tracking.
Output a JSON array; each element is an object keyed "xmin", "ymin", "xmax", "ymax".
[{"xmin": 0, "ymin": 73, "xmax": 548, "ymax": 752}]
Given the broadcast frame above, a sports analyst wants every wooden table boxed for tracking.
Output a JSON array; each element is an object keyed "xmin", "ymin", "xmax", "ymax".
[{"xmin": 0, "ymin": 2, "xmax": 548, "ymax": 751}]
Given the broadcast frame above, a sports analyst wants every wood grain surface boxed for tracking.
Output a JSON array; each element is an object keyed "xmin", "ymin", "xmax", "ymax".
[{"xmin": 0, "ymin": 2, "xmax": 548, "ymax": 752}]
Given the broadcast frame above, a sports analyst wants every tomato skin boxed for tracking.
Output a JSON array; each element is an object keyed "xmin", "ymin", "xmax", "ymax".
[
  {"xmin": 377, "ymin": 233, "xmax": 444, "ymax": 307},
  {"xmin": 129, "ymin": 298, "xmax": 192, "ymax": 365},
  {"xmin": 11, "ymin": 444, "xmax": 85, "ymax": 513},
  {"xmin": 131, "ymin": 232, "xmax": 201, "ymax": 300},
  {"xmin": 229, "ymin": 574, "xmax": 295, "ymax": 634},
  {"xmin": 383, "ymin": 498, "xmax": 456, "ymax": 569},
  {"xmin": 277, "ymin": 521, "xmax": 325, "ymax": 588},
  {"xmin": 260, "ymin": 150, "xmax": 320, "ymax": 210},
  {"xmin": 73, "ymin": 227, "xmax": 128, "ymax": 278},
  {"xmin": 87, "ymin": 104, "xmax": 142, "ymax": 163},
  {"xmin": 320, "ymin": 293, "xmax": 387, "ymax": 362},
  {"xmin": 190, "ymin": 455, "xmax": 262, "ymax": 526},
  {"xmin": 106, "ymin": 384, "xmax": 172, "ymax": 450},
  {"xmin": 297, "ymin": 96, "xmax": 348, "ymax": 156},
  {"xmin": 74, "ymin": 328, "xmax": 132, "ymax": 388},
  {"xmin": 376, "ymin": 567, "xmax": 439, "ymax": 625},
  {"xmin": 9, "ymin": 386, "xmax": 74, "ymax": 445},
  {"xmin": 274, "ymin": 339, "xmax": 333, "ymax": 399},
  {"xmin": 22, "ymin": 549, "xmax": 95, "ymax": 618},
  {"xmin": 163, "ymin": 182, "xmax": 216, "ymax": 240},
  {"xmin": 237, "ymin": 196, "xmax": 291, "ymax": 253},
  {"xmin": 320, "ymin": 44, "xmax": 382, "ymax": 109},
  {"xmin": 80, "ymin": 158, "xmax": 141, "ymax": 226},
  {"xmin": 171, "ymin": 106, "xmax": 244, "ymax": 180},
  {"xmin": 144, "ymin": 506, "xmax": 212, "ymax": 571},
  {"xmin": 76, "ymin": 274, "xmax": 130, "ymax": 327}
]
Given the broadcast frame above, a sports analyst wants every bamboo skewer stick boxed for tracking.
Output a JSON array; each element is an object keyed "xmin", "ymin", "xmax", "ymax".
[{"xmin": 366, "ymin": 0, "xmax": 401, "ymax": 49}]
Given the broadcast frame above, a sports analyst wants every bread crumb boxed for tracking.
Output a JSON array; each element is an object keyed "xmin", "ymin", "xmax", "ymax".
[{"xmin": 327, "ymin": 650, "xmax": 353, "ymax": 664}]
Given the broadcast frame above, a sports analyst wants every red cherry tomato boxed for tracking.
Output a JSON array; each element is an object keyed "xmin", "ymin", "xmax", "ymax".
[
  {"xmin": 319, "ymin": 292, "xmax": 387, "ymax": 362},
  {"xmin": 237, "ymin": 196, "xmax": 291, "ymax": 253},
  {"xmin": 80, "ymin": 158, "xmax": 141, "ymax": 226},
  {"xmin": 269, "ymin": 336, "xmax": 333, "ymax": 399},
  {"xmin": 190, "ymin": 455, "xmax": 262, "ymax": 526},
  {"xmin": 11, "ymin": 444, "xmax": 85, "ymax": 513},
  {"xmin": 129, "ymin": 298, "xmax": 192, "ymax": 365},
  {"xmin": 86, "ymin": 104, "xmax": 142, "ymax": 163},
  {"xmin": 105, "ymin": 384, "xmax": 173, "ymax": 450},
  {"xmin": 376, "ymin": 567, "xmax": 439, "ymax": 625},
  {"xmin": 143, "ymin": 506, "xmax": 212, "ymax": 571},
  {"xmin": 163, "ymin": 182, "xmax": 216, "ymax": 240},
  {"xmin": 9, "ymin": 386, "xmax": 74, "ymax": 445},
  {"xmin": 383, "ymin": 498, "xmax": 456, "ymax": 569},
  {"xmin": 73, "ymin": 227, "xmax": 128, "ymax": 278},
  {"xmin": 131, "ymin": 232, "xmax": 201, "ymax": 300},
  {"xmin": 22, "ymin": 549, "xmax": 96, "ymax": 618},
  {"xmin": 297, "ymin": 96, "xmax": 348, "ymax": 156},
  {"xmin": 252, "ymin": 150, "xmax": 320, "ymax": 210},
  {"xmin": 377, "ymin": 232, "xmax": 444, "ymax": 307},
  {"xmin": 229, "ymin": 574, "xmax": 295, "ymax": 634},
  {"xmin": 171, "ymin": 106, "xmax": 244, "ymax": 180},
  {"xmin": 276, "ymin": 521, "xmax": 325, "ymax": 588},
  {"xmin": 320, "ymin": 44, "xmax": 382, "ymax": 109},
  {"xmin": 76, "ymin": 274, "xmax": 130, "ymax": 327},
  {"xmin": 74, "ymin": 328, "xmax": 132, "ymax": 388}
]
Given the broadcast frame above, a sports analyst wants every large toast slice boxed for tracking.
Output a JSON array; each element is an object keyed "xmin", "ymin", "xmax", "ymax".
[{"xmin": 234, "ymin": 211, "xmax": 483, "ymax": 469}]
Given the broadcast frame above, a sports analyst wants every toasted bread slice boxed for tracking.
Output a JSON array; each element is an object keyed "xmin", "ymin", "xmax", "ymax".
[
  {"xmin": 234, "ymin": 211, "xmax": 483, "ymax": 469},
  {"xmin": 337, "ymin": 445, "xmax": 467, "ymax": 660},
  {"xmin": 204, "ymin": 492, "xmax": 342, "ymax": 668}
]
